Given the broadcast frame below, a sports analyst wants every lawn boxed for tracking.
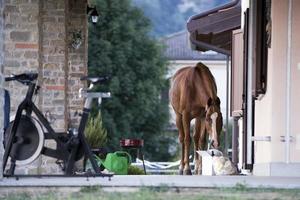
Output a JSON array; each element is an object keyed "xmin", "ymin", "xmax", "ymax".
[{"xmin": 0, "ymin": 185, "xmax": 300, "ymax": 200}]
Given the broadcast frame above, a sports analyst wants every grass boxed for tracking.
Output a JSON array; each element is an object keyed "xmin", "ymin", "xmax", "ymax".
[{"xmin": 0, "ymin": 185, "xmax": 300, "ymax": 200}]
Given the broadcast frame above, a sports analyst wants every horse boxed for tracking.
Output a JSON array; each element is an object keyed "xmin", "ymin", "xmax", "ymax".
[{"xmin": 169, "ymin": 62, "xmax": 223, "ymax": 175}]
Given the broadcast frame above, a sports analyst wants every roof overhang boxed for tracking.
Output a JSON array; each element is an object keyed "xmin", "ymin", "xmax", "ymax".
[{"xmin": 187, "ymin": 0, "xmax": 241, "ymax": 55}]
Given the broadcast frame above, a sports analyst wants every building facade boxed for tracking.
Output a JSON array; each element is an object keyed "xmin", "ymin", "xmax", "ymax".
[{"xmin": 187, "ymin": 0, "xmax": 300, "ymax": 176}]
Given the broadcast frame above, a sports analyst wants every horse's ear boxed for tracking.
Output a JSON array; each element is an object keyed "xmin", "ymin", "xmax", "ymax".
[
  {"xmin": 216, "ymin": 97, "xmax": 221, "ymax": 106},
  {"xmin": 207, "ymin": 97, "xmax": 213, "ymax": 107}
]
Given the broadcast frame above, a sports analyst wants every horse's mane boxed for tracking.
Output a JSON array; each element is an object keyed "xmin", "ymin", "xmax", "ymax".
[
  {"xmin": 171, "ymin": 66, "xmax": 191, "ymax": 81},
  {"xmin": 194, "ymin": 62, "xmax": 218, "ymax": 99},
  {"xmin": 170, "ymin": 62, "xmax": 218, "ymax": 111}
]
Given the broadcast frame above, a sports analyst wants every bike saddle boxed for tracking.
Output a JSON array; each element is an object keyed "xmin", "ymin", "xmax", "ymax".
[
  {"xmin": 80, "ymin": 76, "xmax": 110, "ymax": 84},
  {"xmin": 5, "ymin": 73, "xmax": 38, "ymax": 84}
]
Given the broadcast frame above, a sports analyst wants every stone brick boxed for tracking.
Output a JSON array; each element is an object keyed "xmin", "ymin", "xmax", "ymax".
[
  {"xmin": 15, "ymin": 43, "xmax": 38, "ymax": 49},
  {"xmin": 5, "ymin": 24, "xmax": 15, "ymax": 29},
  {"xmin": 42, "ymin": 17, "xmax": 57, "ymax": 23},
  {"xmin": 24, "ymin": 51, "xmax": 38, "ymax": 59},
  {"xmin": 11, "ymin": 0, "xmax": 29, "ymax": 3},
  {"xmin": 4, "ymin": 5, "xmax": 18, "ymax": 12},
  {"xmin": 47, "ymin": 55, "xmax": 65, "ymax": 63},
  {"xmin": 45, "ymin": 85, "xmax": 65, "ymax": 91},
  {"xmin": 10, "ymin": 31, "xmax": 31, "ymax": 41},
  {"xmin": 19, "ymin": 4, "xmax": 38, "ymax": 13},
  {"xmin": 43, "ymin": 63, "xmax": 58, "ymax": 69},
  {"xmin": 50, "ymin": 40, "xmax": 65, "ymax": 47},
  {"xmin": 43, "ymin": 32, "xmax": 56, "ymax": 39},
  {"xmin": 4, "ymin": 59, "xmax": 20, "ymax": 67},
  {"xmin": 13, "ymin": 51, "xmax": 23, "ymax": 58}
]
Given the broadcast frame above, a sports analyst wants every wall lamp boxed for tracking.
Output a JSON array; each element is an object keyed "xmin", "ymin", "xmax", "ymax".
[{"xmin": 87, "ymin": 6, "xmax": 99, "ymax": 24}]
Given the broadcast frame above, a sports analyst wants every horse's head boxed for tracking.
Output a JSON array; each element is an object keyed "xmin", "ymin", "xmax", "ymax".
[{"xmin": 205, "ymin": 97, "xmax": 223, "ymax": 149}]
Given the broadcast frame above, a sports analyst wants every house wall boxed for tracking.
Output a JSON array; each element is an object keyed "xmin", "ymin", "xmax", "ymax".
[
  {"xmin": 253, "ymin": 0, "xmax": 300, "ymax": 176},
  {"xmin": 67, "ymin": 0, "xmax": 88, "ymax": 127},
  {"xmin": 2, "ymin": 0, "xmax": 88, "ymax": 174},
  {"xmin": 290, "ymin": 0, "xmax": 300, "ymax": 162},
  {"xmin": 4, "ymin": 0, "xmax": 40, "ymax": 117},
  {"xmin": 254, "ymin": 0, "xmax": 288, "ymax": 164}
]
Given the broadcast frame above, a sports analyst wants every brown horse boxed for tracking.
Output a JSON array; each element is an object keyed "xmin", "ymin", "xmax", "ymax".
[{"xmin": 169, "ymin": 62, "xmax": 223, "ymax": 175}]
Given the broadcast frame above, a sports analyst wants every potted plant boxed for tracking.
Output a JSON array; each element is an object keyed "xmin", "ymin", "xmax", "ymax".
[
  {"xmin": 85, "ymin": 111, "xmax": 108, "ymax": 151},
  {"xmin": 84, "ymin": 112, "xmax": 108, "ymax": 170}
]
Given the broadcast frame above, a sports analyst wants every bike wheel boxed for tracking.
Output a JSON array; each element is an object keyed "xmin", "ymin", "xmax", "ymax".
[{"xmin": 4, "ymin": 115, "xmax": 44, "ymax": 166}]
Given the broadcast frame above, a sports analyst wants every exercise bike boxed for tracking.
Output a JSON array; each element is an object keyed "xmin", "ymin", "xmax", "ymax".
[{"xmin": 3, "ymin": 72, "xmax": 112, "ymax": 178}]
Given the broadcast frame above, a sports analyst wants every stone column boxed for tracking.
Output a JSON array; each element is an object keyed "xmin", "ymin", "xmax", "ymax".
[
  {"xmin": 40, "ymin": 0, "xmax": 68, "ymax": 132},
  {"xmin": 3, "ymin": 0, "xmax": 40, "ymax": 111},
  {"xmin": 67, "ymin": 0, "xmax": 88, "ymax": 128},
  {"xmin": 0, "ymin": 0, "xmax": 4, "ymax": 179},
  {"xmin": 3, "ymin": 0, "xmax": 43, "ymax": 175}
]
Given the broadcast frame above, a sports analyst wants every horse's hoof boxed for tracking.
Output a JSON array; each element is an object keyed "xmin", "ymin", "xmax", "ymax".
[
  {"xmin": 179, "ymin": 169, "xmax": 183, "ymax": 175},
  {"xmin": 183, "ymin": 169, "xmax": 192, "ymax": 175}
]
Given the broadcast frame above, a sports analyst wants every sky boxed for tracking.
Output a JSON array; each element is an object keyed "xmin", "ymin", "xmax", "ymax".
[{"xmin": 133, "ymin": 0, "xmax": 230, "ymax": 37}]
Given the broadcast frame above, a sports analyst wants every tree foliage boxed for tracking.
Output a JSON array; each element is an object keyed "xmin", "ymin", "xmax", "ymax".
[{"xmin": 88, "ymin": 0, "xmax": 170, "ymax": 160}]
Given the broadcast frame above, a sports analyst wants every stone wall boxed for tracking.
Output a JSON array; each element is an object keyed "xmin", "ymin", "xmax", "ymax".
[
  {"xmin": 0, "ymin": 0, "xmax": 4, "ymax": 179},
  {"xmin": 4, "ymin": 0, "xmax": 40, "ymax": 114},
  {"xmin": 2, "ymin": 0, "xmax": 88, "ymax": 174},
  {"xmin": 40, "ymin": 0, "xmax": 68, "ymax": 132},
  {"xmin": 67, "ymin": 0, "xmax": 87, "ymax": 127}
]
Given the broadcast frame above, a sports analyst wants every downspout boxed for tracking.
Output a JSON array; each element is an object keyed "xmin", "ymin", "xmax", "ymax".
[
  {"xmin": 225, "ymin": 55, "xmax": 230, "ymax": 155},
  {"xmin": 246, "ymin": 0, "xmax": 254, "ymax": 166},
  {"xmin": 285, "ymin": 0, "xmax": 292, "ymax": 164}
]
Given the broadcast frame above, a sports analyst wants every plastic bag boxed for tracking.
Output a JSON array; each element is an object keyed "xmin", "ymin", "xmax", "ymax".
[{"xmin": 212, "ymin": 156, "xmax": 237, "ymax": 175}]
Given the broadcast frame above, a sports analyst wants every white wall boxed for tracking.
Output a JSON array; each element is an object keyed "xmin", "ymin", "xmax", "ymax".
[
  {"xmin": 290, "ymin": 0, "xmax": 300, "ymax": 162},
  {"xmin": 254, "ymin": 0, "xmax": 300, "ymax": 169}
]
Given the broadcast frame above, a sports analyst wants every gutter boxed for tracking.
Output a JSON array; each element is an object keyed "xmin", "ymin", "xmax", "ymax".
[
  {"xmin": 190, "ymin": 36, "xmax": 231, "ymax": 55},
  {"xmin": 187, "ymin": 0, "xmax": 241, "ymax": 55},
  {"xmin": 187, "ymin": 0, "xmax": 241, "ymax": 32}
]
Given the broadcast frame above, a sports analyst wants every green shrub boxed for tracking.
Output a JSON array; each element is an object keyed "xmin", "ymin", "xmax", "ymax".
[
  {"xmin": 85, "ymin": 112, "xmax": 107, "ymax": 148},
  {"xmin": 128, "ymin": 165, "xmax": 145, "ymax": 175}
]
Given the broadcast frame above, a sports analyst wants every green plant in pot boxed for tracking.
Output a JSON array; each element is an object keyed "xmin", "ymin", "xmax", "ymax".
[
  {"xmin": 85, "ymin": 112, "xmax": 107, "ymax": 149},
  {"xmin": 85, "ymin": 111, "xmax": 108, "ymax": 166}
]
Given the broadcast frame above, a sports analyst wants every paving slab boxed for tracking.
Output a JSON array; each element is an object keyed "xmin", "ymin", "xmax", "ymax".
[{"xmin": 1, "ymin": 175, "xmax": 300, "ymax": 189}]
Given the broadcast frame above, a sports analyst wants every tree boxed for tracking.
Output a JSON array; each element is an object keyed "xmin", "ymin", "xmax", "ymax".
[{"xmin": 88, "ymin": 0, "xmax": 171, "ymax": 161}]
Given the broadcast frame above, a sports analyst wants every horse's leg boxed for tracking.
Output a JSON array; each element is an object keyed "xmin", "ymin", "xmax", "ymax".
[
  {"xmin": 198, "ymin": 118, "xmax": 207, "ymax": 175},
  {"xmin": 176, "ymin": 113, "xmax": 184, "ymax": 175},
  {"xmin": 182, "ymin": 112, "xmax": 192, "ymax": 175},
  {"xmin": 193, "ymin": 117, "xmax": 201, "ymax": 175}
]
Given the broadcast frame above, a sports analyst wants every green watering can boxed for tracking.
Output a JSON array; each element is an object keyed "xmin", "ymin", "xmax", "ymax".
[{"xmin": 96, "ymin": 151, "xmax": 131, "ymax": 175}]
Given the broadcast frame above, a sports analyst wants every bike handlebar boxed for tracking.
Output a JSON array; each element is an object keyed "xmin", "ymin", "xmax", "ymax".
[
  {"xmin": 5, "ymin": 73, "xmax": 38, "ymax": 85},
  {"xmin": 80, "ymin": 76, "xmax": 110, "ymax": 84}
]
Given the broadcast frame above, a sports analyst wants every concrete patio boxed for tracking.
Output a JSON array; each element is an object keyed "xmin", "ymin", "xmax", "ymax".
[{"xmin": 0, "ymin": 175, "xmax": 300, "ymax": 189}]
